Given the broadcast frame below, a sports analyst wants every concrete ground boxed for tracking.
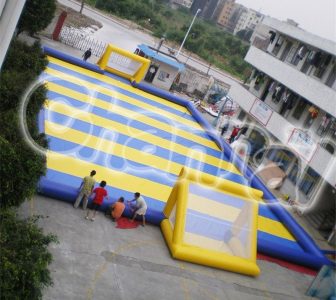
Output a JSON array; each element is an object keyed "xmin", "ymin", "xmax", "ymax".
[{"xmin": 19, "ymin": 195, "xmax": 316, "ymax": 300}]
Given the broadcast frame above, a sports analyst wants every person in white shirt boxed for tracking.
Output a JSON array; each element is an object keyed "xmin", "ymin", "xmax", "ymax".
[{"xmin": 128, "ymin": 192, "xmax": 147, "ymax": 226}]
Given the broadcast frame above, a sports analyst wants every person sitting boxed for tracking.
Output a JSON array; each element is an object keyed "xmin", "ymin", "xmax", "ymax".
[{"xmin": 105, "ymin": 197, "xmax": 125, "ymax": 221}]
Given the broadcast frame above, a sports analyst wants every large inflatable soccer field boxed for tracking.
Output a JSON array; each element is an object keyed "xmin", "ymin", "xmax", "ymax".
[{"xmin": 37, "ymin": 46, "xmax": 332, "ymax": 271}]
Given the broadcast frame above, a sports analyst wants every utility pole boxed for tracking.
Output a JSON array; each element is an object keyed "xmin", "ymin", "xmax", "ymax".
[
  {"xmin": 80, "ymin": 0, "xmax": 85, "ymax": 14},
  {"xmin": 176, "ymin": 8, "xmax": 201, "ymax": 57}
]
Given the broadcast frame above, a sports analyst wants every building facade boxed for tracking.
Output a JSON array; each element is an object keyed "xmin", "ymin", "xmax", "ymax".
[
  {"xmin": 233, "ymin": 8, "xmax": 264, "ymax": 35},
  {"xmin": 227, "ymin": 17, "xmax": 336, "ymax": 241},
  {"xmin": 0, "ymin": 0, "xmax": 26, "ymax": 69},
  {"xmin": 191, "ymin": 0, "xmax": 219, "ymax": 20},
  {"xmin": 225, "ymin": 3, "xmax": 248, "ymax": 33},
  {"xmin": 216, "ymin": 0, "xmax": 235, "ymax": 30}
]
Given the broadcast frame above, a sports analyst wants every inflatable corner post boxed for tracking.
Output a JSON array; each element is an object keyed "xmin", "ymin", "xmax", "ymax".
[
  {"xmin": 97, "ymin": 44, "xmax": 150, "ymax": 83},
  {"xmin": 161, "ymin": 167, "xmax": 262, "ymax": 276}
]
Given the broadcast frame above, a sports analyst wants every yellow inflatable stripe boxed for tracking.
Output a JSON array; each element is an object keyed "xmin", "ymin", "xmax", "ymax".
[
  {"xmin": 187, "ymin": 194, "xmax": 240, "ymax": 222},
  {"xmin": 44, "ymin": 68, "xmax": 203, "ymax": 131},
  {"xmin": 258, "ymin": 216, "xmax": 295, "ymax": 241},
  {"xmin": 45, "ymin": 120, "xmax": 183, "ymax": 175},
  {"xmin": 47, "ymin": 56, "xmax": 188, "ymax": 113},
  {"xmin": 46, "ymin": 100, "xmax": 240, "ymax": 174},
  {"xmin": 45, "ymin": 82, "xmax": 218, "ymax": 151},
  {"xmin": 187, "ymin": 193, "xmax": 295, "ymax": 241},
  {"xmin": 184, "ymin": 232, "xmax": 233, "ymax": 254},
  {"xmin": 47, "ymin": 151, "xmax": 171, "ymax": 202}
]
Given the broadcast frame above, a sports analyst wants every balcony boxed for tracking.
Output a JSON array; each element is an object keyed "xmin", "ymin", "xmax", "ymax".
[
  {"xmin": 227, "ymin": 82, "xmax": 336, "ymax": 186},
  {"xmin": 245, "ymin": 45, "xmax": 336, "ymax": 118}
]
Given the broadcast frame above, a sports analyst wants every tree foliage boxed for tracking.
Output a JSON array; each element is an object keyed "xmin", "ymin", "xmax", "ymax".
[
  {"xmin": 0, "ymin": 39, "xmax": 53, "ymax": 298},
  {"xmin": 17, "ymin": 0, "xmax": 56, "ymax": 35},
  {"xmin": 0, "ymin": 210, "xmax": 58, "ymax": 300},
  {"xmin": 0, "ymin": 41, "xmax": 48, "ymax": 209}
]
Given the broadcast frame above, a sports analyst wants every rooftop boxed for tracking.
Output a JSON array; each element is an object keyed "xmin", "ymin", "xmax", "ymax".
[{"xmin": 138, "ymin": 44, "xmax": 185, "ymax": 71}]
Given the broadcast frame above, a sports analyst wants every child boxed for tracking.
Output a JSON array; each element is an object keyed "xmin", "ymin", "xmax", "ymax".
[
  {"xmin": 105, "ymin": 197, "xmax": 125, "ymax": 221},
  {"xmin": 85, "ymin": 180, "xmax": 108, "ymax": 221}
]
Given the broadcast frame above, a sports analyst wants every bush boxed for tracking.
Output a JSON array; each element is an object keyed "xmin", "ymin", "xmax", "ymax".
[
  {"xmin": 17, "ymin": 0, "xmax": 56, "ymax": 36},
  {"xmin": 0, "ymin": 210, "xmax": 58, "ymax": 300},
  {"xmin": 0, "ymin": 41, "xmax": 48, "ymax": 112},
  {"xmin": 0, "ymin": 110, "xmax": 47, "ymax": 209}
]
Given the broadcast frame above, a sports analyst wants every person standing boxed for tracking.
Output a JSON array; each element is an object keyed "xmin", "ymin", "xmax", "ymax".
[
  {"xmin": 128, "ymin": 192, "xmax": 147, "ymax": 227},
  {"xmin": 229, "ymin": 126, "xmax": 240, "ymax": 143},
  {"xmin": 235, "ymin": 125, "xmax": 248, "ymax": 140},
  {"xmin": 74, "ymin": 170, "xmax": 96, "ymax": 210},
  {"xmin": 85, "ymin": 181, "xmax": 108, "ymax": 221},
  {"xmin": 82, "ymin": 48, "xmax": 92, "ymax": 62},
  {"xmin": 219, "ymin": 115, "xmax": 230, "ymax": 136}
]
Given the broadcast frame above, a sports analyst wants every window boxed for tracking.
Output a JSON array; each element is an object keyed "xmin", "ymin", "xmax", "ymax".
[
  {"xmin": 316, "ymin": 113, "xmax": 332, "ymax": 136},
  {"xmin": 288, "ymin": 163, "xmax": 299, "ymax": 184},
  {"xmin": 299, "ymin": 167, "xmax": 320, "ymax": 196},
  {"xmin": 272, "ymin": 35, "xmax": 284, "ymax": 56},
  {"xmin": 157, "ymin": 70, "xmax": 169, "ymax": 82},
  {"xmin": 313, "ymin": 53, "xmax": 332, "ymax": 79},
  {"xmin": 325, "ymin": 64, "xmax": 336, "ymax": 87},
  {"xmin": 292, "ymin": 99, "xmax": 307, "ymax": 120},
  {"xmin": 321, "ymin": 142, "xmax": 335, "ymax": 155},
  {"xmin": 237, "ymin": 110, "xmax": 246, "ymax": 121}
]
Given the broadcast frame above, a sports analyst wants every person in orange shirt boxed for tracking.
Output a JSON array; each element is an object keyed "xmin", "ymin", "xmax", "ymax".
[{"xmin": 108, "ymin": 197, "xmax": 125, "ymax": 221}]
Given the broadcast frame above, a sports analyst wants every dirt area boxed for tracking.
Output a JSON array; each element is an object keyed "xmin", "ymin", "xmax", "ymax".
[{"xmin": 57, "ymin": 3, "xmax": 102, "ymax": 29}]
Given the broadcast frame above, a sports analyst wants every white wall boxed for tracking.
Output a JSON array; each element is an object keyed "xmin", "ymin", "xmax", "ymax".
[
  {"xmin": 0, "ymin": 0, "xmax": 26, "ymax": 69},
  {"xmin": 151, "ymin": 60, "xmax": 179, "ymax": 91}
]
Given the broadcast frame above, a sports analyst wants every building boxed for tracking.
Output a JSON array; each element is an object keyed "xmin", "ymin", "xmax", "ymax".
[
  {"xmin": 227, "ymin": 17, "xmax": 336, "ymax": 242},
  {"xmin": 233, "ymin": 8, "xmax": 264, "ymax": 35},
  {"xmin": 216, "ymin": 0, "xmax": 235, "ymax": 30},
  {"xmin": 169, "ymin": 0, "xmax": 194, "ymax": 9},
  {"xmin": 191, "ymin": 0, "xmax": 223, "ymax": 20},
  {"xmin": 225, "ymin": 3, "xmax": 248, "ymax": 33},
  {"xmin": 136, "ymin": 44, "xmax": 185, "ymax": 91},
  {"xmin": 0, "ymin": 0, "xmax": 26, "ymax": 69}
]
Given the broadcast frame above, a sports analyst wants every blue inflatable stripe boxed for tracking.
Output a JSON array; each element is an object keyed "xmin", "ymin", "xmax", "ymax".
[
  {"xmin": 189, "ymin": 184, "xmax": 245, "ymax": 209},
  {"xmin": 39, "ymin": 170, "xmax": 165, "ymax": 224},
  {"xmin": 131, "ymin": 81, "xmax": 225, "ymax": 151},
  {"xmin": 47, "ymin": 135, "xmax": 178, "ymax": 186},
  {"xmin": 46, "ymin": 94, "xmax": 223, "ymax": 158},
  {"xmin": 43, "ymin": 46, "xmax": 104, "ymax": 74},
  {"xmin": 257, "ymin": 231, "xmax": 303, "ymax": 252},
  {"xmin": 45, "ymin": 110, "xmax": 248, "ymax": 185},
  {"xmin": 47, "ymin": 89, "xmax": 209, "ymax": 140},
  {"xmin": 258, "ymin": 203, "xmax": 281, "ymax": 222},
  {"xmin": 257, "ymin": 238, "xmax": 332, "ymax": 269},
  {"xmin": 46, "ymin": 63, "xmax": 196, "ymax": 122}
]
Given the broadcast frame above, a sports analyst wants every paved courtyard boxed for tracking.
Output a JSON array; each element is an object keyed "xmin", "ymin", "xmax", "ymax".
[{"xmin": 19, "ymin": 196, "xmax": 316, "ymax": 300}]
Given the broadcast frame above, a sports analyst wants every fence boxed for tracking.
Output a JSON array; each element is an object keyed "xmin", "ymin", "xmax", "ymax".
[{"xmin": 59, "ymin": 26, "xmax": 107, "ymax": 57}]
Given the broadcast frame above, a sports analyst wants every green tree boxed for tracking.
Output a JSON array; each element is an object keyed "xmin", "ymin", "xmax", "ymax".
[
  {"xmin": 0, "ymin": 210, "xmax": 58, "ymax": 300},
  {"xmin": 17, "ymin": 0, "xmax": 56, "ymax": 36},
  {"xmin": 0, "ymin": 110, "xmax": 47, "ymax": 209}
]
